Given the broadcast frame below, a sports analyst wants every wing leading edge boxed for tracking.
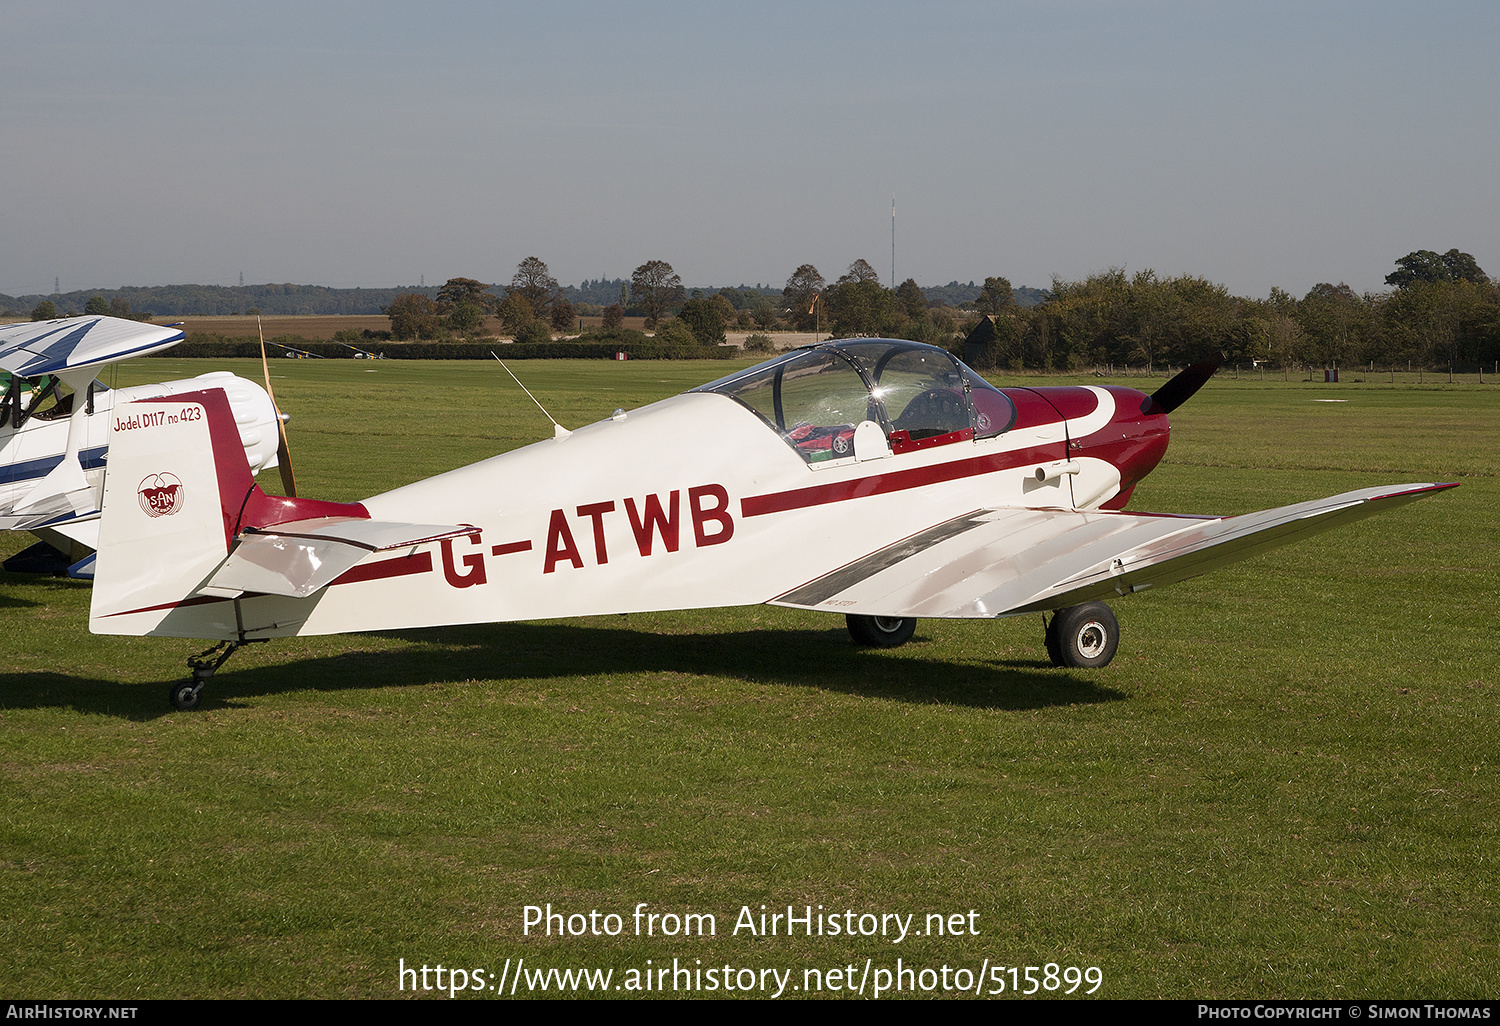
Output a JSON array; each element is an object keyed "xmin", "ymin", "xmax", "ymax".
[
  {"xmin": 0, "ymin": 316, "xmax": 186, "ymax": 377},
  {"xmin": 770, "ymin": 482, "xmax": 1456, "ymax": 619}
]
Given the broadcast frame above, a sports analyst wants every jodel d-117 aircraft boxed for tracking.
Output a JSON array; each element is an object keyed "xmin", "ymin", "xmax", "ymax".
[
  {"xmin": 83, "ymin": 336, "xmax": 1454, "ymax": 709},
  {"xmin": 0, "ymin": 316, "xmax": 284, "ymax": 575}
]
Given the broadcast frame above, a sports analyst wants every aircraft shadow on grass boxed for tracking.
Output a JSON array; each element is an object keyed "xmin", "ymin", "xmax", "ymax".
[{"xmin": 3, "ymin": 620, "xmax": 1129, "ymax": 720}]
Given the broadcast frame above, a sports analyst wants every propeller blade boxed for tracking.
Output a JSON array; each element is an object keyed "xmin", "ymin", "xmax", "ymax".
[
  {"xmin": 1143, "ymin": 358, "xmax": 1221, "ymax": 415},
  {"xmin": 275, "ymin": 428, "xmax": 297, "ymax": 498},
  {"xmin": 259, "ymin": 318, "xmax": 298, "ymax": 497}
]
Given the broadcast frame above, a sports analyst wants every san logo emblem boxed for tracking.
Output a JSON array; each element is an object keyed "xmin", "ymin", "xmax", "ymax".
[{"xmin": 137, "ymin": 473, "xmax": 184, "ymax": 518}]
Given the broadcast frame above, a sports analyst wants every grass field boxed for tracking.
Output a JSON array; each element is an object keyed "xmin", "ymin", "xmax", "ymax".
[{"xmin": 2, "ymin": 359, "xmax": 1495, "ymax": 999}]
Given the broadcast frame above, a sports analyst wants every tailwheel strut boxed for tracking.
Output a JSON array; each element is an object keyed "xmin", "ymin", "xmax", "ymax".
[{"xmin": 171, "ymin": 639, "xmax": 263, "ymax": 711}]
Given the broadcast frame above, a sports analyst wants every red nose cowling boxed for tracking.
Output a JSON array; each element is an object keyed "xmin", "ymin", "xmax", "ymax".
[{"xmin": 1017, "ymin": 385, "xmax": 1170, "ymax": 511}]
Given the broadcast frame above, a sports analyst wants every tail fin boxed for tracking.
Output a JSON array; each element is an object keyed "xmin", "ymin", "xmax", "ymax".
[
  {"xmin": 89, "ymin": 389, "xmax": 253, "ymax": 637},
  {"xmin": 89, "ymin": 387, "xmax": 473, "ymax": 640}
]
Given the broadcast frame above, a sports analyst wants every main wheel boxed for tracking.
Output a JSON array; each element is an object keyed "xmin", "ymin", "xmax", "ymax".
[
  {"xmin": 846, "ymin": 614, "xmax": 917, "ymax": 648},
  {"xmin": 168, "ymin": 682, "xmax": 202, "ymax": 711},
  {"xmin": 1048, "ymin": 602, "xmax": 1119, "ymax": 668},
  {"xmin": 1044, "ymin": 614, "xmax": 1064, "ymax": 665}
]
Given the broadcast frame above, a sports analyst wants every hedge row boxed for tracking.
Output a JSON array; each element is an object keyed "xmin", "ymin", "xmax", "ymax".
[{"xmin": 153, "ymin": 336, "xmax": 741, "ymax": 361}]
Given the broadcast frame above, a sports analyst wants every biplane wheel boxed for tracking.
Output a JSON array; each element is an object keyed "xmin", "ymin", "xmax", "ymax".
[
  {"xmin": 168, "ymin": 682, "xmax": 202, "ymax": 712},
  {"xmin": 1048, "ymin": 602, "xmax": 1118, "ymax": 669},
  {"xmin": 846, "ymin": 614, "xmax": 917, "ymax": 648}
]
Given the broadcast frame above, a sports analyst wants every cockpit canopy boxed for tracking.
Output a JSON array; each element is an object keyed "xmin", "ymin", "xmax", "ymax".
[
  {"xmin": 694, "ymin": 339, "xmax": 1016, "ymax": 465},
  {"xmin": 1, "ymin": 371, "xmax": 100, "ymax": 428}
]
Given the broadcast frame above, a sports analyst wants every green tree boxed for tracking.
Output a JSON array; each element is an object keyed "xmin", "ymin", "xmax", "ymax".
[
  {"xmin": 437, "ymin": 277, "xmax": 496, "ymax": 312},
  {"xmin": 839, "ymin": 259, "xmax": 880, "ymax": 284},
  {"xmin": 1386, "ymin": 249, "xmax": 1488, "ymax": 289},
  {"xmin": 30, "ymin": 300, "xmax": 57, "ymax": 321},
  {"xmin": 1296, "ymin": 283, "xmax": 1369, "ymax": 367},
  {"xmin": 498, "ymin": 292, "xmax": 538, "ymax": 333},
  {"xmin": 630, "ymin": 260, "xmax": 683, "ymax": 329},
  {"xmin": 654, "ymin": 318, "xmax": 696, "ymax": 345},
  {"xmin": 448, "ymin": 299, "xmax": 486, "ymax": 337},
  {"xmin": 823, "ymin": 278, "xmax": 894, "ymax": 338},
  {"xmin": 514, "ymin": 319, "xmax": 552, "ymax": 345},
  {"xmin": 1380, "ymin": 279, "xmax": 1497, "ymax": 373},
  {"xmin": 85, "ymin": 295, "xmax": 109, "ymax": 316},
  {"xmin": 750, "ymin": 297, "xmax": 779, "ymax": 331},
  {"xmin": 508, "ymin": 257, "xmax": 559, "ymax": 318},
  {"xmin": 385, "ymin": 293, "xmax": 441, "ymax": 340},
  {"xmin": 895, "ymin": 278, "xmax": 927, "ymax": 319},
  {"xmin": 975, "ymin": 276, "xmax": 1015, "ymax": 315},
  {"xmin": 678, "ymin": 296, "xmax": 726, "ymax": 345},
  {"xmin": 782, "ymin": 264, "xmax": 825, "ymax": 330},
  {"xmin": 709, "ymin": 293, "xmax": 736, "ymax": 323}
]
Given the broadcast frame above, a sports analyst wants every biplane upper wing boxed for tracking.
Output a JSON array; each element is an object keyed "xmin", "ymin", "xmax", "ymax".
[
  {"xmin": 771, "ymin": 482, "xmax": 1456, "ymax": 619},
  {"xmin": 0, "ymin": 316, "xmax": 186, "ymax": 377}
]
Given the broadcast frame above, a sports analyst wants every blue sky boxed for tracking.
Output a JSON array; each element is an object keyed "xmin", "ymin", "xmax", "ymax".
[{"xmin": 3, "ymin": 1, "xmax": 1496, "ymax": 299}]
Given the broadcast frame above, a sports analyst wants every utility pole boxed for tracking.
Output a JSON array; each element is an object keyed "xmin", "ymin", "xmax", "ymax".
[{"xmin": 890, "ymin": 197, "xmax": 896, "ymax": 287}]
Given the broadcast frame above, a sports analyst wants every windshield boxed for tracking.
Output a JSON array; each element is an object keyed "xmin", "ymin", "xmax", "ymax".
[{"xmin": 695, "ymin": 339, "xmax": 1015, "ymax": 463}]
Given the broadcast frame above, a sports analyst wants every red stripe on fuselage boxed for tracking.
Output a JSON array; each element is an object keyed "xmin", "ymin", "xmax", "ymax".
[
  {"xmin": 100, "ymin": 594, "xmax": 230, "ymax": 618},
  {"xmin": 329, "ymin": 550, "xmax": 434, "ymax": 586},
  {"xmin": 741, "ymin": 444, "xmax": 1060, "ymax": 518}
]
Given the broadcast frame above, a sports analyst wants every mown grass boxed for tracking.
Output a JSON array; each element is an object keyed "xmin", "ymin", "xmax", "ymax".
[{"xmin": 2, "ymin": 361, "xmax": 1495, "ymax": 999}]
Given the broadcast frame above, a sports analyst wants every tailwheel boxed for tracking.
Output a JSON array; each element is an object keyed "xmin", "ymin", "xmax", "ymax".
[
  {"xmin": 1044, "ymin": 602, "xmax": 1119, "ymax": 669},
  {"xmin": 168, "ymin": 681, "xmax": 203, "ymax": 711},
  {"xmin": 847, "ymin": 614, "xmax": 917, "ymax": 648}
]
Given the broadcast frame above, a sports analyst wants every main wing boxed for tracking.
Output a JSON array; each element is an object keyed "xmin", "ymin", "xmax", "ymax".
[{"xmin": 770, "ymin": 483, "xmax": 1456, "ymax": 619}]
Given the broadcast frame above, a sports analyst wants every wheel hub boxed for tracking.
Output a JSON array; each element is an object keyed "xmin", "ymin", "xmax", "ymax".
[{"xmin": 1076, "ymin": 621, "xmax": 1107, "ymax": 658}]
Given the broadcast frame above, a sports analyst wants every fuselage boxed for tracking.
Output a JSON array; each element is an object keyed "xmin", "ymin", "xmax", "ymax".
[{"xmin": 106, "ymin": 341, "xmax": 1171, "ymax": 641}]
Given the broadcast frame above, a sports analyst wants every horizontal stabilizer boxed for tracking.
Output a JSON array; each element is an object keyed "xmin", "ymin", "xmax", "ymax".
[
  {"xmin": 770, "ymin": 482, "xmax": 1456, "ymax": 619},
  {"xmin": 8, "ymin": 455, "xmax": 93, "ymax": 519},
  {"xmin": 202, "ymin": 519, "xmax": 480, "ymax": 598}
]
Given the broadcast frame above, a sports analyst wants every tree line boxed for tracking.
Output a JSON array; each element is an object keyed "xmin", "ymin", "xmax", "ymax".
[
  {"xmin": 13, "ymin": 248, "xmax": 1496, "ymax": 373},
  {"xmin": 961, "ymin": 250, "xmax": 1496, "ymax": 374},
  {"xmin": 782, "ymin": 249, "xmax": 1499, "ymax": 373}
]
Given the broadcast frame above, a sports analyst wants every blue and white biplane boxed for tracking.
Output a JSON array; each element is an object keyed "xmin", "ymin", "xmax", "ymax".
[{"xmin": 1, "ymin": 316, "xmax": 282, "ymax": 575}]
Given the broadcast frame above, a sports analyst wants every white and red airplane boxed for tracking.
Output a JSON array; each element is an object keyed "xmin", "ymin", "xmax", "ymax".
[
  {"xmin": 82, "ymin": 335, "xmax": 1454, "ymax": 709},
  {"xmin": 1, "ymin": 316, "xmax": 283, "ymax": 576}
]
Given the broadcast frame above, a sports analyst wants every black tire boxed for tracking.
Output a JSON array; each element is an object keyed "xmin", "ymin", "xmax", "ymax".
[
  {"xmin": 168, "ymin": 682, "xmax": 202, "ymax": 711},
  {"xmin": 1049, "ymin": 602, "xmax": 1119, "ymax": 669},
  {"xmin": 1044, "ymin": 614, "xmax": 1064, "ymax": 666},
  {"xmin": 846, "ymin": 614, "xmax": 917, "ymax": 648}
]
